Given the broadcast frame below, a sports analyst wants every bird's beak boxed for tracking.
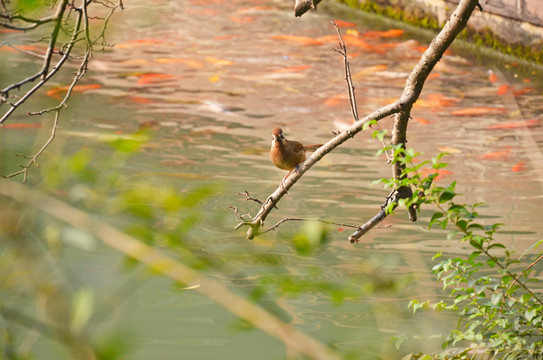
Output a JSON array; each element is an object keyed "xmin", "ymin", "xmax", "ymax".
[{"xmin": 272, "ymin": 134, "xmax": 284, "ymax": 146}]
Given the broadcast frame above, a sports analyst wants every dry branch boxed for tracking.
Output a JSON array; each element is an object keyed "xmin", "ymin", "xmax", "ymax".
[
  {"xmin": 1, "ymin": 0, "xmax": 122, "ymax": 181},
  {"xmin": 3, "ymin": 112, "xmax": 59, "ymax": 182},
  {"xmin": 235, "ymin": 0, "xmax": 481, "ymax": 241}
]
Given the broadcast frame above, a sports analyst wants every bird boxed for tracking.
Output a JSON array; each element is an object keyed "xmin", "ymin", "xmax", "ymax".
[{"xmin": 270, "ymin": 127, "xmax": 322, "ymax": 186}]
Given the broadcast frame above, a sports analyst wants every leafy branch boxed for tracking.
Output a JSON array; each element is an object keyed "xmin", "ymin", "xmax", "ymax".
[{"xmin": 391, "ymin": 151, "xmax": 543, "ymax": 358}]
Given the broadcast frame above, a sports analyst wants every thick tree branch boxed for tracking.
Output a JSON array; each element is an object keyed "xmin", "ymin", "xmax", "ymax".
[
  {"xmin": 392, "ymin": 0, "xmax": 479, "ymax": 214},
  {"xmin": 236, "ymin": 0, "xmax": 481, "ymax": 241},
  {"xmin": 40, "ymin": 0, "xmax": 69, "ymax": 79},
  {"xmin": 350, "ymin": 0, "xmax": 480, "ymax": 242}
]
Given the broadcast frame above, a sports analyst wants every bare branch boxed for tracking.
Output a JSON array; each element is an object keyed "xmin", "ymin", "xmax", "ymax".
[
  {"xmin": 0, "ymin": 15, "xmax": 57, "ymax": 31},
  {"xmin": 507, "ymin": 252, "xmax": 543, "ymax": 293},
  {"xmin": 40, "ymin": 0, "xmax": 69, "ymax": 79},
  {"xmin": 331, "ymin": 21, "xmax": 392, "ymax": 162},
  {"xmin": 237, "ymin": 191, "xmax": 263, "ymax": 206},
  {"xmin": 229, "ymin": 206, "xmax": 253, "ymax": 226},
  {"xmin": 260, "ymin": 217, "xmax": 360, "ymax": 235},
  {"xmin": 0, "ymin": 9, "xmax": 83, "ymax": 123},
  {"xmin": 389, "ymin": 0, "xmax": 480, "ymax": 225},
  {"xmin": 331, "ymin": 21, "xmax": 359, "ymax": 123},
  {"xmin": 2, "ymin": 0, "xmax": 122, "ymax": 180},
  {"xmin": 348, "ymin": 190, "xmax": 398, "ymax": 243},
  {"xmin": 3, "ymin": 111, "xmax": 60, "ymax": 182}
]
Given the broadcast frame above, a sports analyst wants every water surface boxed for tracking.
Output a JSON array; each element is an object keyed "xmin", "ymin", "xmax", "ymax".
[{"xmin": 1, "ymin": 0, "xmax": 543, "ymax": 359}]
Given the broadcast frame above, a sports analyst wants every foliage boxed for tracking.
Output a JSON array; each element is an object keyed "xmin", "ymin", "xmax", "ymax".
[
  {"xmin": 0, "ymin": 134, "xmax": 221, "ymax": 359},
  {"xmin": 0, "ymin": 133, "xmax": 411, "ymax": 359},
  {"xmin": 376, "ymin": 144, "xmax": 543, "ymax": 359}
]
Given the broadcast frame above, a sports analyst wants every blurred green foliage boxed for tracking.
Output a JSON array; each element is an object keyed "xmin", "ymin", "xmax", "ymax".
[
  {"xmin": 0, "ymin": 133, "xmax": 224, "ymax": 359},
  {"xmin": 0, "ymin": 132, "xmax": 409, "ymax": 360},
  {"xmin": 292, "ymin": 221, "xmax": 330, "ymax": 256},
  {"xmin": 9, "ymin": 0, "xmax": 47, "ymax": 13}
]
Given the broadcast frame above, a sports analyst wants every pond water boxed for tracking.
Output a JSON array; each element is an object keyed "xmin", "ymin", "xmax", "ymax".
[{"xmin": 1, "ymin": 0, "xmax": 543, "ymax": 359}]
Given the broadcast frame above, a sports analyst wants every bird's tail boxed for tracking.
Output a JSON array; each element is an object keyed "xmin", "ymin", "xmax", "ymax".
[{"xmin": 303, "ymin": 144, "xmax": 323, "ymax": 152}]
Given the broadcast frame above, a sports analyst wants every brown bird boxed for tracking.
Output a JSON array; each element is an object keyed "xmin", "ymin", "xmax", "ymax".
[{"xmin": 270, "ymin": 127, "xmax": 322, "ymax": 185}]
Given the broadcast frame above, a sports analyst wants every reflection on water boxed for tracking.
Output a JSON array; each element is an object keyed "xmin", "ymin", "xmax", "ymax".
[{"xmin": 1, "ymin": 0, "xmax": 543, "ymax": 358}]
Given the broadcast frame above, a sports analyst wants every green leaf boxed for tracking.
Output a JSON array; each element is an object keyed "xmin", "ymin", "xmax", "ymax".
[
  {"xmin": 491, "ymin": 292, "xmax": 502, "ymax": 305},
  {"xmin": 456, "ymin": 219, "xmax": 468, "ymax": 232},
  {"xmin": 468, "ymin": 251, "xmax": 481, "ymax": 262},
  {"xmin": 385, "ymin": 202, "xmax": 397, "ymax": 215},
  {"xmin": 526, "ymin": 308, "xmax": 538, "ymax": 321},
  {"xmin": 292, "ymin": 222, "xmax": 329, "ymax": 256},
  {"xmin": 487, "ymin": 243, "xmax": 506, "ymax": 250},
  {"xmin": 71, "ymin": 287, "xmax": 94, "ymax": 334},
  {"xmin": 447, "ymin": 230, "xmax": 458, "ymax": 241},
  {"xmin": 392, "ymin": 334, "xmax": 408, "ymax": 350},
  {"xmin": 68, "ymin": 149, "xmax": 92, "ymax": 173},
  {"xmin": 61, "ymin": 226, "xmax": 97, "ymax": 251},
  {"xmin": 438, "ymin": 190, "xmax": 456, "ymax": 203},
  {"xmin": 533, "ymin": 239, "xmax": 543, "ymax": 249},
  {"xmin": 432, "ymin": 162, "xmax": 448, "ymax": 169},
  {"xmin": 469, "ymin": 236, "xmax": 484, "ymax": 249},
  {"xmin": 486, "ymin": 258, "xmax": 496, "ymax": 267},
  {"xmin": 429, "ymin": 212, "xmax": 444, "ymax": 228},
  {"xmin": 372, "ymin": 129, "xmax": 387, "ymax": 141},
  {"xmin": 408, "ymin": 299, "xmax": 429, "ymax": 313},
  {"xmin": 467, "ymin": 223, "xmax": 485, "ymax": 231},
  {"xmin": 363, "ymin": 119, "xmax": 378, "ymax": 130}
]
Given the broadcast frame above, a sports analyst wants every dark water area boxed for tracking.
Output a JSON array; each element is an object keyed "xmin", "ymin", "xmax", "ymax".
[{"xmin": 1, "ymin": 0, "xmax": 543, "ymax": 359}]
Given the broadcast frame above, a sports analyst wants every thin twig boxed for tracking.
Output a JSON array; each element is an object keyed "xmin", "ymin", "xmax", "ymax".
[
  {"xmin": 1, "ymin": 43, "xmax": 46, "ymax": 59},
  {"xmin": 260, "ymin": 217, "xmax": 360, "ymax": 235},
  {"xmin": 3, "ymin": 112, "xmax": 60, "ymax": 182},
  {"xmin": 28, "ymin": 42, "xmax": 92, "ymax": 116},
  {"xmin": 2, "ymin": 0, "xmax": 121, "ymax": 181},
  {"xmin": 331, "ymin": 21, "xmax": 392, "ymax": 162},
  {"xmin": 331, "ymin": 21, "xmax": 359, "ymax": 122},
  {"xmin": 507, "ymin": 252, "xmax": 543, "ymax": 293},
  {"xmin": 229, "ymin": 206, "xmax": 253, "ymax": 225},
  {"xmin": 237, "ymin": 191, "xmax": 263, "ymax": 206}
]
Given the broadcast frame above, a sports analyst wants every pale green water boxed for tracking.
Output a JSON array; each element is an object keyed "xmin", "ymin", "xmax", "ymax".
[{"xmin": 1, "ymin": 0, "xmax": 543, "ymax": 359}]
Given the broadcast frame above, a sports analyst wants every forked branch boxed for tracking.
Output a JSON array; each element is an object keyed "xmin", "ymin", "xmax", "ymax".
[
  {"xmin": 1, "ymin": 0, "xmax": 122, "ymax": 181},
  {"xmin": 234, "ymin": 0, "xmax": 481, "ymax": 241}
]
